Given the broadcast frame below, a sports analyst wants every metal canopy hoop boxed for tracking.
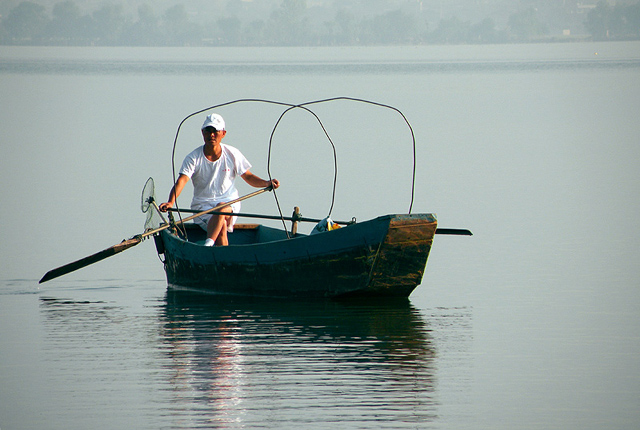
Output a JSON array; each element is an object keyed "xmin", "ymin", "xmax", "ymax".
[{"xmin": 169, "ymin": 98, "xmax": 417, "ymax": 233}]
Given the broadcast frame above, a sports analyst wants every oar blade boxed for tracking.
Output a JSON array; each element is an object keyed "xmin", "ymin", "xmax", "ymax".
[
  {"xmin": 39, "ymin": 237, "xmax": 142, "ymax": 284},
  {"xmin": 435, "ymin": 228, "xmax": 473, "ymax": 236}
]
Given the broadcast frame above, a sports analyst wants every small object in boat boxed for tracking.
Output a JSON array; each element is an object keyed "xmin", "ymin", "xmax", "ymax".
[{"xmin": 310, "ymin": 217, "xmax": 340, "ymax": 235}]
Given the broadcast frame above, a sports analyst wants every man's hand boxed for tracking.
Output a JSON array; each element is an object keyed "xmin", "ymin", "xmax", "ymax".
[{"xmin": 159, "ymin": 202, "xmax": 173, "ymax": 212}]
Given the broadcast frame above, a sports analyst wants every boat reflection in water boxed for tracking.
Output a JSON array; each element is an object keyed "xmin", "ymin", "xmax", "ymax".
[{"xmin": 158, "ymin": 291, "xmax": 438, "ymax": 427}]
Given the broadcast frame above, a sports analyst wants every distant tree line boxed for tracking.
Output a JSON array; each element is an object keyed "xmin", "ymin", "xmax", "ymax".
[
  {"xmin": 586, "ymin": 1, "xmax": 640, "ymax": 40},
  {"xmin": 1, "ymin": 0, "xmax": 639, "ymax": 46}
]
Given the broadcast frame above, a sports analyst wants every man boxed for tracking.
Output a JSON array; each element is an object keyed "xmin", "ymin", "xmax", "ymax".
[{"xmin": 159, "ymin": 113, "xmax": 279, "ymax": 246}]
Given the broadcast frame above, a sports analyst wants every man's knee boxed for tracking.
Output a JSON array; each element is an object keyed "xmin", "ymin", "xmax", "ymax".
[{"xmin": 215, "ymin": 203, "xmax": 233, "ymax": 212}]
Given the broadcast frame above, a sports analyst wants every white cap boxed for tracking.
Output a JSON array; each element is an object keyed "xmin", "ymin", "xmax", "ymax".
[{"xmin": 201, "ymin": 113, "xmax": 225, "ymax": 131}]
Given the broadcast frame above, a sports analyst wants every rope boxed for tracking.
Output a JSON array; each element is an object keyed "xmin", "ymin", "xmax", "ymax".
[{"xmin": 169, "ymin": 97, "xmax": 416, "ymax": 237}]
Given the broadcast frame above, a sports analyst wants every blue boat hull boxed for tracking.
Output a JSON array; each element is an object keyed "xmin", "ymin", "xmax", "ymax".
[{"xmin": 155, "ymin": 214, "xmax": 437, "ymax": 298}]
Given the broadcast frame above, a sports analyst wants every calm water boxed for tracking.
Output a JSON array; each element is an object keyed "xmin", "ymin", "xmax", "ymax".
[{"xmin": 1, "ymin": 43, "xmax": 640, "ymax": 429}]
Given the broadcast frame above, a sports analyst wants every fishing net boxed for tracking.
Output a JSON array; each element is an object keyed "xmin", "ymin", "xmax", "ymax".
[{"xmin": 140, "ymin": 177, "xmax": 164, "ymax": 231}]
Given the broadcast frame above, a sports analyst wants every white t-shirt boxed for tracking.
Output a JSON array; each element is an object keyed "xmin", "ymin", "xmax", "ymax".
[{"xmin": 179, "ymin": 144, "xmax": 252, "ymax": 208}]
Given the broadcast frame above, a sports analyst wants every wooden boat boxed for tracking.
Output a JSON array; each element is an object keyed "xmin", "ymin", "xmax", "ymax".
[{"xmin": 154, "ymin": 213, "xmax": 438, "ymax": 299}]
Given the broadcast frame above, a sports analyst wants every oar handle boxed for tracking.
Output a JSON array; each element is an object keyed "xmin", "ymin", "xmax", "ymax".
[{"xmin": 141, "ymin": 186, "xmax": 272, "ymax": 239}]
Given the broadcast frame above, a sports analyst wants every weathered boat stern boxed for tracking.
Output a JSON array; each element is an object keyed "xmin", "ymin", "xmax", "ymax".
[{"xmin": 353, "ymin": 214, "xmax": 437, "ymax": 297}]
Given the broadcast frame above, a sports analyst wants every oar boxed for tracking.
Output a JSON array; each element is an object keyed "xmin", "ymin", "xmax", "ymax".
[
  {"xmin": 170, "ymin": 208, "xmax": 470, "ymax": 234},
  {"xmin": 435, "ymin": 228, "xmax": 473, "ymax": 235},
  {"xmin": 39, "ymin": 187, "xmax": 272, "ymax": 284},
  {"xmin": 38, "ymin": 237, "xmax": 143, "ymax": 284},
  {"xmin": 168, "ymin": 208, "xmax": 471, "ymax": 235},
  {"xmin": 167, "ymin": 208, "xmax": 355, "ymax": 226},
  {"xmin": 170, "ymin": 207, "xmax": 470, "ymax": 236}
]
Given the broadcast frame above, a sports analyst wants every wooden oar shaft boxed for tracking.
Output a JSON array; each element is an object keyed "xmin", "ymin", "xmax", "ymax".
[{"xmin": 141, "ymin": 187, "xmax": 271, "ymax": 239}]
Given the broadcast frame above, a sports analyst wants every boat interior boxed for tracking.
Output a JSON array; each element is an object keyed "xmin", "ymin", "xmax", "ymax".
[{"xmin": 176, "ymin": 222, "xmax": 303, "ymax": 246}]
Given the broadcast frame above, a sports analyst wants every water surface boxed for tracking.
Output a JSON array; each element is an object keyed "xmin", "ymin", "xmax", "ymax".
[{"xmin": 1, "ymin": 42, "xmax": 639, "ymax": 429}]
